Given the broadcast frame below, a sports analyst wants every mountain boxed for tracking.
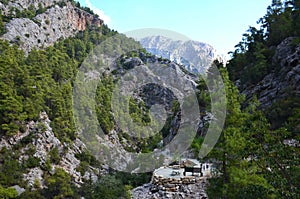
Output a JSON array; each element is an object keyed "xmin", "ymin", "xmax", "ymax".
[
  {"xmin": 0, "ymin": 0, "xmax": 120, "ymax": 198},
  {"xmin": 208, "ymin": 2, "xmax": 300, "ymax": 198},
  {"xmin": 0, "ymin": 1, "xmax": 205, "ymax": 198},
  {"xmin": 0, "ymin": 0, "xmax": 103, "ymax": 54},
  {"xmin": 139, "ymin": 35, "xmax": 225, "ymax": 74}
]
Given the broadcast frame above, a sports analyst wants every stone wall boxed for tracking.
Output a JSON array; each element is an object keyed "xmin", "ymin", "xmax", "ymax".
[
  {"xmin": 151, "ymin": 174, "xmax": 201, "ymax": 192},
  {"xmin": 132, "ymin": 176, "xmax": 208, "ymax": 199}
]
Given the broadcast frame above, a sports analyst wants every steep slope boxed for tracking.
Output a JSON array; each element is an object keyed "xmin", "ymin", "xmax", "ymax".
[
  {"xmin": 240, "ymin": 37, "xmax": 300, "ymax": 108},
  {"xmin": 206, "ymin": 2, "xmax": 300, "ymax": 198},
  {"xmin": 0, "ymin": 1, "xmax": 206, "ymax": 198},
  {"xmin": 226, "ymin": 2, "xmax": 300, "ymax": 135},
  {"xmin": 0, "ymin": 0, "xmax": 103, "ymax": 53},
  {"xmin": 0, "ymin": 0, "xmax": 111, "ymax": 198},
  {"xmin": 74, "ymin": 46, "xmax": 200, "ymax": 173},
  {"xmin": 139, "ymin": 35, "xmax": 224, "ymax": 74}
]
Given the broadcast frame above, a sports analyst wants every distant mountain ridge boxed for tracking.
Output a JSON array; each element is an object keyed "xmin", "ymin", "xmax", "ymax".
[{"xmin": 139, "ymin": 35, "xmax": 225, "ymax": 74}]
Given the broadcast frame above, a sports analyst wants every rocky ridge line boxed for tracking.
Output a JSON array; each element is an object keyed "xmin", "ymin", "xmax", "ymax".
[
  {"xmin": 0, "ymin": 0, "xmax": 103, "ymax": 53},
  {"xmin": 139, "ymin": 35, "xmax": 225, "ymax": 74}
]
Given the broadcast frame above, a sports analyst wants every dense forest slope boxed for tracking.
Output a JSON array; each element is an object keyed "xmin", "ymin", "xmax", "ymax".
[
  {"xmin": 227, "ymin": 0, "xmax": 300, "ymax": 136},
  {"xmin": 206, "ymin": 1, "xmax": 300, "ymax": 198},
  {"xmin": 0, "ymin": 0, "xmax": 200, "ymax": 198},
  {"xmin": 0, "ymin": 0, "xmax": 139, "ymax": 198}
]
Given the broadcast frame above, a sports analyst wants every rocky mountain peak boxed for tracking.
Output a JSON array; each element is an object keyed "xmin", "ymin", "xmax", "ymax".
[{"xmin": 139, "ymin": 35, "xmax": 225, "ymax": 74}]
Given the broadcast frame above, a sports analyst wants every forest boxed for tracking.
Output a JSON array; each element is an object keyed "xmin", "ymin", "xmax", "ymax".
[{"xmin": 206, "ymin": 1, "xmax": 300, "ymax": 198}]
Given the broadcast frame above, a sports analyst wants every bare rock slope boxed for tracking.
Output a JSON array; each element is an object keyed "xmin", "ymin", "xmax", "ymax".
[
  {"xmin": 240, "ymin": 37, "xmax": 300, "ymax": 108},
  {"xmin": 0, "ymin": 0, "xmax": 103, "ymax": 53},
  {"xmin": 139, "ymin": 35, "xmax": 224, "ymax": 74}
]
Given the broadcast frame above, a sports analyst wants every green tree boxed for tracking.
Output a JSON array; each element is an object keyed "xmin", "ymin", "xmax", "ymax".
[
  {"xmin": 19, "ymin": 190, "xmax": 46, "ymax": 199},
  {"xmin": 95, "ymin": 74, "xmax": 115, "ymax": 134},
  {"xmin": 45, "ymin": 168, "xmax": 74, "ymax": 199},
  {"xmin": 207, "ymin": 67, "xmax": 274, "ymax": 198},
  {"xmin": 0, "ymin": 185, "xmax": 18, "ymax": 199},
  {"xmin": 0, "ymin": 11, "xmax": 6, "ymax": 35},
  {"xmin": 0, "ymin": 148, "xmax": 23, "ymax": 186},
  {"xmin": 82, "ymin": 175, "xmax": 129, "ymax": 199}
]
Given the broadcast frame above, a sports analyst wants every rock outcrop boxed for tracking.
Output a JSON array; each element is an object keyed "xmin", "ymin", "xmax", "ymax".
[
  {"xmin": 0, "ymin": 0, "xmax": 103, "ymax": 53},
  {"xmin": 75, "ymin": 49, "xmax": 202, "ymax": 172},
  {"xmin": 240, "ymin": 37, "xmax": 300, "ymax": 108},
  {"xmin": 0, "ymin": 0, "xmax": 62, "ymax": 12},
  {"xmin": 0, "ymin": 112, "xmax": 104, "ymax": 188}
]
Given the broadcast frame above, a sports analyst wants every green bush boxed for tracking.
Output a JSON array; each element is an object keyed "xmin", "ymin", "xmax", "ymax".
[
  {"xmin": 0, "ymin": 185, "xmax": 18, "ymax": 199},
  {"xmin": 24, "ymin": 156, "xmax": 41, "ymax": 169},
  {"xmin": 49, "ymin": 147, "xmax": 60, "ymax": 164}
]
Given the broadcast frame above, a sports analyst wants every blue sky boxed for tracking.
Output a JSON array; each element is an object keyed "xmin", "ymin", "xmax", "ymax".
[{"xmin": 78, "ymin": 0, "xmax": 272, "ymax": 56}]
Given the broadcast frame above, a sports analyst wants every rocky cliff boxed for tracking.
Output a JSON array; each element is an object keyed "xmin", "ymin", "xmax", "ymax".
[
  {"xmin": 75, "ymin": 48, "xmax": 201, "ymax": 173},
  {"xmin": 0, "ymin": 0, "xmax": 106, "ymax": 191},
  {"xmin": 0, "ymin": 112, "xmax": 104, "ymax": 189},
  {"xmin": 0, "ymin": 0, "xmax": 103, "ymax": 53},
  {"xmin": 139, "ymin": 35, "xmax": 224, "ymax": 74},
  {"xmin": 239, "ymin": 37, "xmax": 300, "ymax": 108}
]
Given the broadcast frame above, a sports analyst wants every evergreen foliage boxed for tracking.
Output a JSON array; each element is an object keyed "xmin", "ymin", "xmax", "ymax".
[
  {"xmin": 0, "ymin": 10, "xmax": 116, "ymax": 142},
  {"xmin": 206, "ymin": 56, "xmax": 300, "ymax": 198},
  {"xmin": 216, "ymin": 7, "xmax": 300, "ymax": 197}
]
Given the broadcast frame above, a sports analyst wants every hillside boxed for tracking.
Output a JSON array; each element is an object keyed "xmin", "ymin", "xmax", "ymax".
[
  {"xmin": 227, "ymin": 1, "xmax": 300, "ymax": 135},
  {"xmin": 0, "ymin": 0, "xmax": 103, "ymax": 53},
  {"xmin": 206, "ymin": 1, "xmax": 300, "ymax": 198},
  {"xmin": 0, "ymin": 0, "xmax": 204, "ymax": 198},
  {"xmin": 0, "ymin": 0, "xmax": 140, "ymax": 198}
]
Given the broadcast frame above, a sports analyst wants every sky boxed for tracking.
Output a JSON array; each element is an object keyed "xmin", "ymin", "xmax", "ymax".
[{"xmin": 77, "ymin": 0, "xmax": 272, "ymax": 56}]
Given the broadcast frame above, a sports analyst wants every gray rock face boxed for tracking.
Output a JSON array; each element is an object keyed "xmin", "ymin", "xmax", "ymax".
[
  {"xmin": 23, "ymin": 167, "xmax": 44, "ymax": 188},
  {"xmin": 139, "ymin": 35, "xmax": 224, "ymax": 74},
  {"xmin": 135, "ymin": 83, "xmax": 180, "ymax": 145},
  {"xmin": 0, "ymin": 112, "xmax": 102, "ymax": 188},
  {"xmin": 0, "ymin": 0, "xmax": 63, "ymax": 13},
  {"xmin": 0, "ymin": 0, "xmax": 103, "ymax": 53},
  {"xmin": 119, "ymin": 53, "xmax": 199, "ymax": 140},
  {"xmin": 240, "ymin": 37, "xmax": 300, "ymax": 108},
  {"xmin": 79, "ymin": 51, "xmax": 200, "ymax": 172},
  {"xmin": 11, "ymin": 185, "xmax": 26, "ymax": 196},
  {"xmin": 33, "ymin": 112, "xmax": 62, "ymax": 164},
  {"xmin": 197, "ymin": 112, "xmax": 213, "ymax": 137}
]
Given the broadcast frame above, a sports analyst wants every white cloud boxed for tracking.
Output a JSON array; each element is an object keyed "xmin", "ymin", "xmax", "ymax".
[{"xmin": 84, "ymin": 0, "xmax": 111, "ymax": 25}]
